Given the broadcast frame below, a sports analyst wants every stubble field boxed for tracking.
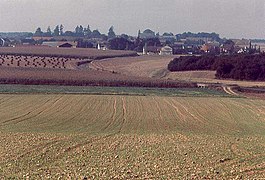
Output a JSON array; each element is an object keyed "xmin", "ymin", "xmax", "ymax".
[{"xmin": 0, "ymin": 94, "xmax": 265, "ymax": 179}]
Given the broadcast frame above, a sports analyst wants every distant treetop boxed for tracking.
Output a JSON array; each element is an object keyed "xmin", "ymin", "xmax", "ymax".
[{"xmin": 143, "ymin": 29, "xmax": 155, "ymax": 34}]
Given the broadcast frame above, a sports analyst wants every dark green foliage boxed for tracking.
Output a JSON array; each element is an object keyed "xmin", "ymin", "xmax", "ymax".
[
  {"xmin": 53, "ymin": 25, "xmax": 60, "ymax": 36},
  {"xmin": 168, "ymin": 55, "xmax": 216, "ymax": 71},
  {"xmin": 108, "ymin": 26, "xmax": 116, "ymax": 39},
  {"xmin": 176, "ymin": 32, "xmax": 221, "ymax": 42},
  {"xmin": 168, "ymin": 54, "xmax": 265, "ymax": 81},
  {"xmin": 91, "ymin": 30, "xmax": 101, "ymax": 38},
  {"xmin": 108, "ymin": 37, "xmax": 134, "ymax": 50},
  {"xmin": 34, "ymin": 27, "xmax": 43, "ymax": 36}
]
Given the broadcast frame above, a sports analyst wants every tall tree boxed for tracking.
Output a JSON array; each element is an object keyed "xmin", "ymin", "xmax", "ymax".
[
  {"xmin": 53, "ymin": 25, "xmax": 60, "ymax": 36},
  {"xmin": 46, "ymin": 26, "xmax": 52, "ymax": 36},
  {"xmin": 75, "ymin": 26, "xmax": 80, "ymax": 35},
  {"xmin": 84, "ymin": 25, "xmax": 92, "ymax": 37},
  {"xmin": 79, "ymin": 25, "xmax": 84, "ymax": 36},
  {"xmin": 108, "ymin": 26, "xmax": 116, "ymax": 39},
  {"xmin": 59, "ymin": 24, "xmax": 64, "ymax": 36},
  {"xmin": 34, "ymin": 27, "xmax": 43, "ymax": 36}
]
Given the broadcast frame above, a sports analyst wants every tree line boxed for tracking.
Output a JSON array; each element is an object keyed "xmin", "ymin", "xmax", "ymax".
[
  {"xmin": 168, "ymin": 54, "xmax": 265, "ymax": 81},
  {"xmin": 34, "ymin": 25, "xmax": 116, "ymax": 39}
]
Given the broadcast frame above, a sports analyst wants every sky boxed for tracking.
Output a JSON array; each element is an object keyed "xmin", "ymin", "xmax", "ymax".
[{"xmin": 0, "ymin": 0, "xmax": 265, "ymax": 39}]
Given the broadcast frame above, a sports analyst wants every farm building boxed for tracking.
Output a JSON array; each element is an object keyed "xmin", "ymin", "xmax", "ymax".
[
  {"xmin": 97, "ymin": 43, "xmax": 108, "ymax": 50},
  {"xmin": 32, "ymin": 36, "xmax": 54, "ymax": 41},
  {"xmin": 42, "ymin": 41, "xmax": 77, "ymax": 48},
  {"xmin": 159, "ymin": 45, "xmax": 173, "ymax": 55},
  {"xmin": 197, "ymin": 83, "xmax": 208, "ymax": 88}
]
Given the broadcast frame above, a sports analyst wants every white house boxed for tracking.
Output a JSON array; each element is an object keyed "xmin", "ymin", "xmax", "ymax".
[{"xmin": 159, "ymin": 45, "xmax": 173, "ymax": 55}]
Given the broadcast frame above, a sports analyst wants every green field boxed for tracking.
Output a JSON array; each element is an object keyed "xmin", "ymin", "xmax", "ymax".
[
  {"xmin": 0, "ymin": 84, "xmax": 230, "ymax": 97},
  {"xmin": 0, "ymin": 93, "xmax": 265, "ymax": 179}
]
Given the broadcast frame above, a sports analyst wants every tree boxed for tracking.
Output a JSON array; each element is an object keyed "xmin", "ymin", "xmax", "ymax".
[
  {"xmin": 108, "ymin": 26, "xmax": 116, "ymax": 39},
  {"xmin": 75, "ymin": 26, "xmax": 80, "ymax": 35},
  {"xmin": 91, "ymin": 29, "xmax": 101, "ymax": 38},
  {"xmin": 26, "ymin": 33, "xmax": 34, "ymax": 37},
  {"xmin": 59, "ymin": 24, "xmax": 64, "ymax": 35},
  {"xmin": 46, "ymin": 26, "xmax": 52, "ymax": 36},
  {"xmin": 109, "ymin": 37, "xmax": 133, "ymax": 50},
  {"xmin": 79, "ymin": 25, "xmax": 84, "ymax": 36},
  {"xmin": 121, "ymin": 34, "xmax": 129, "ymax": 40},
  {"xmin": 64, "ymin": 31, "xmax": 74, "ymax": 37},
  {"xmin": 34, "ymin": 27, "xmax": 43, "ymax": 36},
  {"xmin": 53, "ymin": 25, "xmax": 60, "ymax": 36},
  {"xmin": 75, "ymin": 25, "xmax": 84, "ymax": 36},
  {"xmin": 84, "ymin": 25, "xmax": 92, "ymax": 37}
]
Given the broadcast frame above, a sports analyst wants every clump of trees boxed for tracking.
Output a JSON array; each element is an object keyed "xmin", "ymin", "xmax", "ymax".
[
  {"xmin": 34, "ymin": 25, "xmax": 120, "ymax": 40},
  {"xmin": 176, "ymin": 32, "xmax": 221, "ymax": 42},
  {"xmin": 168, "ymin": 54, "xmax": 265, "ymax": 81}
]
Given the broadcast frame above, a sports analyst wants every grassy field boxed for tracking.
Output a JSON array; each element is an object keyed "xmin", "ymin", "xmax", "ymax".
[
  {"xmin": 0, "ymin": 84, "xmax": 229, "ymax": 97},
  {"xmin": 0, "ymin": 93, "xmax": 265, "ymax": 179}
]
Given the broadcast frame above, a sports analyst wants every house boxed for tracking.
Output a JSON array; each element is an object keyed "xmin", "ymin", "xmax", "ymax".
[
  {"xmin": 97, "ymin": 43, "xmax": 108, "ymax": 50},
  {"xmin": 220, "ymin": 40, "xmax": 235, "ymax": 54},
  {"xmin": 201, "ymin": 41, "xmax": 220, "ymax": 54},
  {"xmin": 42, "ymin": 41, "xmax": 77, "ymax": 48},
  {"xmin": 143, "ymin": 45, "xmax": 161, "ymax": 55},
  {"xmin": 159, "ymin": 45, "xmax": 173, "ymax": 55}
]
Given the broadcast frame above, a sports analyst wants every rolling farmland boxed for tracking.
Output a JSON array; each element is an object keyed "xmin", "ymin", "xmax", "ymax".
[
  {"xmin": 0, "ymin": 48, "xmax": 264, "ymax": 179},
  {"xmin": 0, "ymin": 94, "xmax": 265, "ymax": 179},
  {"xmin": 90, "ymin": 55, "xmax": 265, "ymax": 87},
  {"xmin": 0, "ymin": 48, "xmax": 196, "ymax": 88}
]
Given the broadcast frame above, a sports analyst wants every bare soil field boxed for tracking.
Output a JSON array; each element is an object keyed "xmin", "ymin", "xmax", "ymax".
[
  {"xmin": 0, "ymin": 47, "xmax": 137, "ymax": 59},
  {"xmin": 90, "ymin": 55, "xmax": 177, "ymax": 78},
  {"xmin": 0, "ymin": 94, "xmax": 264, "ymax": 179}
]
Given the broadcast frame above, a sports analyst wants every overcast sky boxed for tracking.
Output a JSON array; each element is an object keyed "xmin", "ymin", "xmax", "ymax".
[{"xmin": 0, "ymin": 0, "xmax": 265, "ymax": 39}]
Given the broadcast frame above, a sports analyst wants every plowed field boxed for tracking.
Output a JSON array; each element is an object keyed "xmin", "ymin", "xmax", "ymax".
[{"xmin": 1, "ymin": 94, "xmax": 265, "ymax": 179}]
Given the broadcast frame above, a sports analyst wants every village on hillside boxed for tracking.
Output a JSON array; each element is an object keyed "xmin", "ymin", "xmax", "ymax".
[{"xmin": 0, "ymin": 25, "xmax": 264, "ymax": 56}]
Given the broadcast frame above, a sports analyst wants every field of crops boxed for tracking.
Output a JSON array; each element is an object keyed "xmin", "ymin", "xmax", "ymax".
[
  {"xmin": 0, "ymin": 54, "xmax": 86, "ymax": 70},
  {"xmin": 0, "ymin": 94, "xmax": 265, "ymax": 179}
]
